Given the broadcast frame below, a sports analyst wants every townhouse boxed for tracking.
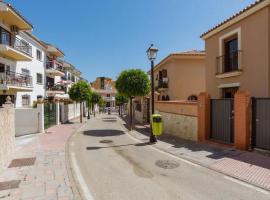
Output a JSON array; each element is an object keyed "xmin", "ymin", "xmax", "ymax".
[
  {"xmin": 153, "ymin": 50, "xmax": 206, "ymax": 101},
  {"xmin": 0, "ymin": 1, "xmax": 46, "ymax": 107},
  {"xmin": 201, "ymin": 0, "xmax": 270, "ymax": 98},
  {"xmin": 91, "ymin": 77, "xmax": 116, "ymax": 108},
  {"xmin": 198, "ymin": 0, "xmax": 270, "ymax": 151}
]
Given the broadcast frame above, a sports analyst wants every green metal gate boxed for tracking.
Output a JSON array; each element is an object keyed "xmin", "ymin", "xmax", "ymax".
[{"xmin": 44, "ymin": 103, "xmax": 56, "ymax": 129}]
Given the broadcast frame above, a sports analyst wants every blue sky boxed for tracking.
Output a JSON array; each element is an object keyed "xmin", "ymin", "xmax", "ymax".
[{"xmin": 8, "ymin": 0, "xmax": 255, "ymax": 82}]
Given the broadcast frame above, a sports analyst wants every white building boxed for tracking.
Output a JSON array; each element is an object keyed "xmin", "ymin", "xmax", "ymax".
[{"xmin": 0, "ymin": 2, "xmax": 45, "ymax": 107}]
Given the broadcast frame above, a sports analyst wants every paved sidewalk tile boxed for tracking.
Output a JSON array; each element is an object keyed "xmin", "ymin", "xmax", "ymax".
[
  {"xmin": 119, "ymin": 116, "xmax": 270, "ymax": 191},
  {"xmin": 0, "ymin": 120, "xmax": 83, "ymax": 200}
]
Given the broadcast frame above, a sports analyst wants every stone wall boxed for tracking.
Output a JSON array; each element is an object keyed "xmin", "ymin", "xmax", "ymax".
[
  {"xmin": 156, "ymin": 111, "xmax": 198, "ymax": 141},
  {"xmin": 155, "ymin": 101, "xmax": 198, "ymax": 141},
  {"xmin": 0, "ymin": 104, "xmax": 15, "ymax": 173}
]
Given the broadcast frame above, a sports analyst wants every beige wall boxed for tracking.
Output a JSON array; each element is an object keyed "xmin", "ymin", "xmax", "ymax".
[
  {"xmin": 0, "ymin": 104, "xmax": 15, "ymax": 173},
  {"xmin": 154, "ymin": 57, "xmax": 205, "ymax": 100},
  {"xmin": 205, "ymin": 7, "xmax": 270, "ymax": 98},
  {"xmin": 155, "ymin": 101, "xmax": 198, "ymax": 117}
]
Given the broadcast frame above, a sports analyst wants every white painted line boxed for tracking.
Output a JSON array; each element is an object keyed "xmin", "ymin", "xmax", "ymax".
[
  {"xmin": 70, "ymin": 152, "xmax": 95, "ymax": 200},
  {"xmin": 224, "ymin": 175, "xmax": 269, "ymax": 195},
  {"xmin": 124, "ymin": 128, "xmax": 199, "ymax": 168}
]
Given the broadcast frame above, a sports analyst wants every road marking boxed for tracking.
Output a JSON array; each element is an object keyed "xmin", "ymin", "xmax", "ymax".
[
  {"xmin": 70, "ymin": 152, "xmax": 95, "ymax": 200},
  {"xmin": 123, "ymin": 128, "xmax": 199, "ymax": 168},
  {"xmin": 224, "ymin": 175, "xmax": 269, "ymax": 195}
]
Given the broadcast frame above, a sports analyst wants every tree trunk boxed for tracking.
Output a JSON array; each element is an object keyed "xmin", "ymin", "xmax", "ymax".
[
  {"xmin": 129, "ymin": 97, "xmax": 132, "ymax": 130},
  {"xmin": 80, "ymin": 102, "xmax": 83, "ymax": 123},
  {"xmin": 120, "ymin": 104, "xmax": 123, "ymax": 117},
  {"xmin": 94, "ymin": 104, "xmax": 96, "ymax": 117}
]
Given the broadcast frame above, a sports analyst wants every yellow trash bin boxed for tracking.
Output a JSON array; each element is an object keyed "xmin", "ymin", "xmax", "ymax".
[{"xmin": 151, "ymin": 114, "xmax": 163, "ymax": 136}]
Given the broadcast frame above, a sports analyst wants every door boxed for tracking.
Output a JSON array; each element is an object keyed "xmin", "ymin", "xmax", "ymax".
[
  {"xmin": 211, "ymin": 99, "xmax": 234, "ymax": 144},
  {"xmin": 252, "ymin": 98, "xmax": 270, "ymax": 150},
  {"xmin": 44, "ymin": 103, "xmax": 56, "ymax": 129}
]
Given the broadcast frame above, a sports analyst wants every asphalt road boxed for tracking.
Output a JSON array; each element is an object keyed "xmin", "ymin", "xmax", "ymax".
[{"xmin": 69, "ymin": 113, "xmax": 270, "ymax": 200}]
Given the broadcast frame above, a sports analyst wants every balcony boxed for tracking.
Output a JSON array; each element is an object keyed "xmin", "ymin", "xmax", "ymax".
[
  {"xmin": 46, "ymin": 84, "xmax": 65, "ymax": 97},
  {"xmin": 0, "ymin": 37, "xmax": 32, "ymax": 61},
  {"xmin": 103, "ymin": 96, "xmax": 115, "ymax": 101},
  {"xmin": 156, "ymin": 79, "xmax": 168, "ymax": 91},
  {"xmin": 0, "ymin": 71, "xmax": 33, "ymax": 91},
  {"xmin": 0, "ymin": 2, "xmax": 33, "ymax": 30},
  {"xmin": 46, "ymin": 60, "xmax": 65, "ymax": 77},
  {"xmin": 216, "ymin": 50, "xmax": 242, "ymax": 78}
]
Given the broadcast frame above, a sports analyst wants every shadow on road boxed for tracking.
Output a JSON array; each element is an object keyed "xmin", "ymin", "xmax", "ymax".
[
  {"xmin": 86, "ymin": 142, "xmax": 150, "ymax": 151},
  {"xmin": 83, "ymin": 129, "xmax": 124, "ymax": 137}
]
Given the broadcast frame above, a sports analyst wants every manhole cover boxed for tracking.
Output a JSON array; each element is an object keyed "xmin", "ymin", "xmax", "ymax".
[
  {"xmin": 8, "ymin": 157, "xmax": 36, "ymax": 168},
  {"xmin": 155, "ymin": 160, "xmax": 180, "ymax": 169},
  {"xmin": 0, "ymin": 180, "xmax": 20, "ymax": 191},
  {"xmin": 100, "ymin": 140, "xmax": 113, "ymax": 144}
]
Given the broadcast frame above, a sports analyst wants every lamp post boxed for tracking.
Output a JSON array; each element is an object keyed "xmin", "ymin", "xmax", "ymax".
[{"xmin": 147, "ymin": 44, "xmax": 158, "ymax": 143}]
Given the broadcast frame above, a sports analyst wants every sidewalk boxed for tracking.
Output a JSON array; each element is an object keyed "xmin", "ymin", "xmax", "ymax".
[
  {"xmin": 0, "ymin": 119, "xmax": 84, "ymax": 200},
  {"xmin": 119, "ymin": 116, "xmax": 270, "ymax": 191}
]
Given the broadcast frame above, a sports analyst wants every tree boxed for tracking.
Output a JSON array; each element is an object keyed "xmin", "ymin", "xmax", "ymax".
[
  {"xmin": 69, "ymin": 81, "xmax": 91, "ymax": 123},
  {"xmin": 90, "ymin": 92, "xmax": 102, "ymax": 117},
  {"xmin": 115, "ymin": 93, "xmax": 128, "ymax": 117},
  {"xmin": 98, "ymin": 98, "xmax": 106, "ymax": 113},
  {"xmin": 116, "ymin": 69, "xmax": 150, "ymax": 130}
]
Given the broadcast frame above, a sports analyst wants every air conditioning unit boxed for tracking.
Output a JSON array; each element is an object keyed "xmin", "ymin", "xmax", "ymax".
[{"xmin": 10, "ymin": 25, "xmax": 19, "ymax": 34}]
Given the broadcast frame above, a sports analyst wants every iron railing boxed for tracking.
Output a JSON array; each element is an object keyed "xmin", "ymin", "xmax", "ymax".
[
  {"xmin": 216, "ymin": 50, "xmax": 242, "ymax": 75},
  {"xmin": 46, "ymin": 60, "xmax": 64, "ymax": 72},
  {"xmin": 0, "ymin": 71, "xmax": 33, "ymax": 87},
  {"xmin": 46, "ymin": 84, "xmax": 65, "ymax": 92},
  {"xmin": 14, "ymin": 38, "xmax": 32, "ymax": 56},
  {"xmin": 158, "ymin": 79, "xmax": 168, "ymax": 89}
]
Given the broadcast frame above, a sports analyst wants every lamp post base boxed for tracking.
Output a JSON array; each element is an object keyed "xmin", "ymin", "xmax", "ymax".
[{"xmin": 149, "ymin": 134, "xmax": 157, "ymax": 143}]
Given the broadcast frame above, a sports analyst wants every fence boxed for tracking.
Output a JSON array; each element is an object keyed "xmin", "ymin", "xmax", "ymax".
[
  {"xmin": 15, "ymin": 104, "xmax": 44, "ymax": 137},
  {"xmin": 60, "ymin": 102, "xmax": 81, "ymax": 123}
]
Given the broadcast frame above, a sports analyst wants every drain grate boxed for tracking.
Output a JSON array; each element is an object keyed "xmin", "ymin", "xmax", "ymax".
[
  {"xmin": 100, "ymin": 140, "xmax": 113, "ymax": 144},
  {"xmin": 8, "ymin": 157, "xmax": 36, "ymax": 168},
  {"xmin": 155, "ymin": 160, "xmax": 180, "ymax": 169},
  {"xmin": 0, "ymin": 180, "xmax": 20, "ymax": 191}
]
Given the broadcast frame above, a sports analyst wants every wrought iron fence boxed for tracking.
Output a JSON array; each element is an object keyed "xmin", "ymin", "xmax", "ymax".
[{"xmin": 216, "ymin": 50, "xmax": 242, "ymax": 75}]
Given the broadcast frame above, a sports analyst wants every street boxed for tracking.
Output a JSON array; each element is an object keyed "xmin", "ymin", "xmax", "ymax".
[{"xmin": 69, "ymin": 113, "xmax": 270, "ymax": 200}]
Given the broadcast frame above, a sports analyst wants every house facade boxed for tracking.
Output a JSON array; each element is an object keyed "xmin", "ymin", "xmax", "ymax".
[
  {"xmin": 0, "ymin": 2, "xmax": 46, "ymax": 107},
  {"xmin": 153, "ymin": 51, "xmax": 206, "ymax": 101},
  {"xmin": 92, "ymin": 77, "xmax": 116, "ymax": 108},
  {"xmin": 201, "ymin": 0, "xmax": 270, "ymax": 98}
]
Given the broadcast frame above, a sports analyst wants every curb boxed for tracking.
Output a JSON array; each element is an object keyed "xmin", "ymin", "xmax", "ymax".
[
  {"xmin": 117, "ymin": 116, "xmax": 270, "ymax": 193},
  {"xmin": 65, "ymin": 119, "xmax": 89, "ymax": 200}
]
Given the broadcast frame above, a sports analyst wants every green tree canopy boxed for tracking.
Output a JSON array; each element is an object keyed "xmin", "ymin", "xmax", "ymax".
[
  {"xmin": 69, "ymin": 81, "xmax": 91, "ymax": 103},
  {"xmin": 90, "ymin": 92, "xmax": 102, "ymax": 104},
  {"xmin": 115, "ymin": 69, "xmax": 150, "ymax": 98},
  {"xmin": 115, "ymin": 93, "xmax": 128, "ymax": 106},
  {"xmin": 68, "ymin": 81, "xmax": 91, "ymax": 122}
]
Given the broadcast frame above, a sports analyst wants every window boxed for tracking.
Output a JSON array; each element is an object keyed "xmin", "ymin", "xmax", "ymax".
[
  {"xmin": 0, "ymin": 63, "xmax": 5, "ymax": 73},
  {"xmin": 36, "ymin": 73, "xmax": 43, "ymax": 84},
  {"xmin": 0, "ymin": 27, "xmax": 11, "ymax": 45},
  {"xmin": 100, "ymin": 77, "xmax": 105, "ymax": 89},
  {"xmin": 224, "ymin": 36, "xmax": 238, "ymax": 72},
  {"xmin": 36, "ymin": 49, "xmax": 42, "ymax": 61},
  {"xmin": 222, "ymin": 87, "xmax": 239, "ymax": 99},
  {"xmin": 22, "ymin": 95, "xmax": 30, "ymax": 107}
]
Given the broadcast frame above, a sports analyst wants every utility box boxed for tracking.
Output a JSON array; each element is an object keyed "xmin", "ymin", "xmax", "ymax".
[{"xmin": 151, "ymin": 114, "xmax": 163, "ymax": 136}]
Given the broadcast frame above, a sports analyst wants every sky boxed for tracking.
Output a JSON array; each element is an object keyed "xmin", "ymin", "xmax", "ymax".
[{"xmin": 7, "ymin": 0, "xmax": 255, "ymax": 82}]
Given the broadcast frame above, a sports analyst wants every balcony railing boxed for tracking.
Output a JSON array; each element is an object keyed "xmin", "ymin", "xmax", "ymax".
[
  {"xmin": 14, "ymin": 38, "xmax": 32, "ymax": 56},
  {"xmin": 46, "ymin": 60, "xmax": 64, "ymax": 72},
  {"xmin": 158, "ymin": 79, "xmax": 168, "ymax": 89},
  {"xmin": 216, "ymin": 50, "xmax": 242, "ymax": 75},
  {"xmin": 0, "ymin": 71, "xmax": 33, "ymax": 87}
]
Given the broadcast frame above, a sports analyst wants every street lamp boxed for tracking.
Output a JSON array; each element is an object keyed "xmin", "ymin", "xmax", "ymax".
[{"xmin": 147, "ymin": 44, "xmax": 158, "ymax": 143}]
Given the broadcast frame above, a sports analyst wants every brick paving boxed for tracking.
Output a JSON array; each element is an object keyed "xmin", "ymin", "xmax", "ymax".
[
  {"xmin": 119, "ymin": 116, "xmax": 270, "ymax": 191},
  {"xmin": 0, "ymin": 120, "xmax": 83, "ymax": 200}
]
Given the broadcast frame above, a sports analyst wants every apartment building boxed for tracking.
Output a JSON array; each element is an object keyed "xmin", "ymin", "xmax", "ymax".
[
  {"xmin": 0, "ymin": 2, "xmax": 46, "ymax": 107},
  {"xmin": 201, "ymin": 0, "xmax": 270, "ymax": 98},
  {"xmin": 153, "ymin": 50, "xmax": 206, "ymax": 101},
  {"xmin": 91, "ymin": 77, "xmax": 116, "ymax": 108}
]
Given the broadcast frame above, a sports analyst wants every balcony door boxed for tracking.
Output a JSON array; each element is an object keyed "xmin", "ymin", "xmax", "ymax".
[
  {"xmin": 224, "ymin": 36, "xmax": 238, "ymax": 72},
  {"xmin": 0, "ymin": 27, "xmax": 11, "ymax": 46}
]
